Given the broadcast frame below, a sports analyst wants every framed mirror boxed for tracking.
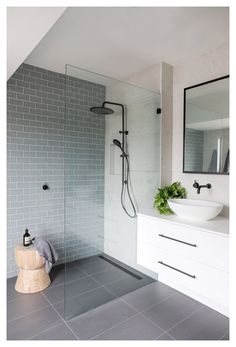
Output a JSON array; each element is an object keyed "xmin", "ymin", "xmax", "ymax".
[{"xmin": 183, "ymin": 75, "xmax": 229, "ymax": 175}]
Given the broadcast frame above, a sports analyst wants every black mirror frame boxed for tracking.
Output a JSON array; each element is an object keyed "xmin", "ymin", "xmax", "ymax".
[{"xmin": 183, "ymin": 75, "xmax": 229, "ymax": 175}]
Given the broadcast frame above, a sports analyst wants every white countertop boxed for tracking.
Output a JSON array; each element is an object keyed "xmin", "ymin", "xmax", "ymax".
[{"xmin": 137, "ymin": 208, "xmax": 229, "ymax": 237}]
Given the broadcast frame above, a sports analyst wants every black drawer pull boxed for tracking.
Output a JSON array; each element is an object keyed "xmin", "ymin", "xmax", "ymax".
[
  {"xmin": 158, "ymin": 234, "xmax": 197, "ymax": 247},
  {"xmin": 158, "ymin": 261, "xmax": 196, "ymax": 279}
]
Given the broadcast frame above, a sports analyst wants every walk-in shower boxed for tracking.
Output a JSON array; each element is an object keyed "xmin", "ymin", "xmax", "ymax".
[
  {"xmin": 64, "ymin": 64, "xmax": 161, "ymax": 319},
  {"xmin": 90, "ymin": 101, "xmax": 136, "ymax": 218}
]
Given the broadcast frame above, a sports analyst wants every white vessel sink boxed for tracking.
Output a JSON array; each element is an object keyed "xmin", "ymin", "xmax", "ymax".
[{"xmin": 167, "ymin": 199, "xmax": 223, "ymax": 221}]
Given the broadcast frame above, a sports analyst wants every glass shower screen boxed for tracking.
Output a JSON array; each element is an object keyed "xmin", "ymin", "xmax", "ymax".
[{"xmin": 64, "ymin": 64, "xmax": 161, "ymax": 319}]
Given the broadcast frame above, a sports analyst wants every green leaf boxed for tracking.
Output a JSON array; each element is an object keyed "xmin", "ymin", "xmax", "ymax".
[{"xmin": 153, "ymin": 182, "xmax": 187, "ymax": 215}]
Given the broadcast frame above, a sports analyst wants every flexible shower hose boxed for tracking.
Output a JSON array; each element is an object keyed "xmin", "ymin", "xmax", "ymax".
[{"xmin": 120, "ymin": 156, "xmax": 137, "ymax": 218}]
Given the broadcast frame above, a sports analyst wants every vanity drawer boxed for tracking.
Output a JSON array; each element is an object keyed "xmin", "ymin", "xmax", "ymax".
[
  {"xmin": 137, "ymin": 216, "xmax": 229, "ymax": 272},
  {"xmin": 137, "ymin": 242, "xmax": 228, "ymax": 310}
]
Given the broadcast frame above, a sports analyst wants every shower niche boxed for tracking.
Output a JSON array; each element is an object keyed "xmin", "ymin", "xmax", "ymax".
[{"xmin": 64, "ymin": 64, "xmax": 161, "ymax": 319}]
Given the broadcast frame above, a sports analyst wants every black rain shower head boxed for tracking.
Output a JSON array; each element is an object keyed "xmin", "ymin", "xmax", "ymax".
[{"xmin": 90, "ymin": 106, "xmax": 114, "ymax": 115}]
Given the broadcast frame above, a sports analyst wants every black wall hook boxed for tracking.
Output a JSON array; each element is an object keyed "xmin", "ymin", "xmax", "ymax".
[{"xmin": 42, "ymin": 184, "xmax": 49, "ymax": 190}]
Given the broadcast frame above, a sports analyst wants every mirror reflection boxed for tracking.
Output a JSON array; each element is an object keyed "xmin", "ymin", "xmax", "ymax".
[{"xmin": 183, "ymin": 76, "xmax": 229, "ymax": 174}]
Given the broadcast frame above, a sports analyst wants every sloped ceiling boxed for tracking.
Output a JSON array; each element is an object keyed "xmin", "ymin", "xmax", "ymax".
[
  {"xmin": 7, "ymin": 7, "xmax": 66, "ymax": 79},
  {"xmin": 24, "ymin": 7, "xmax": 229, "ymax": 80}
]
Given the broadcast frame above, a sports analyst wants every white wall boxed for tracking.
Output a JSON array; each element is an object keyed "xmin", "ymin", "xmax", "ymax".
[{"xmin": 172, "ymin": 43, "xmax": 229, "ymax": 216}]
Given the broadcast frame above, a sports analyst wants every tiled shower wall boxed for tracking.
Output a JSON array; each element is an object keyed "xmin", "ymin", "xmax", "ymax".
[{"xmin": 7, "ymin": 63, "xmax": 105, "ymax": 278}]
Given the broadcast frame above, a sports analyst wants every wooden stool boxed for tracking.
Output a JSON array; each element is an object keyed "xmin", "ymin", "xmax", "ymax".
[{"xmin": 14, "ymin": 244, "xmax": 51, "ymax": 293}]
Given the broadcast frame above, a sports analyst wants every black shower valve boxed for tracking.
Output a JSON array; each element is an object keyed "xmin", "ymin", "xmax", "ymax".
[{"xmin": 42, "ymin": 184, "xmax": 49, "ymax": 190}]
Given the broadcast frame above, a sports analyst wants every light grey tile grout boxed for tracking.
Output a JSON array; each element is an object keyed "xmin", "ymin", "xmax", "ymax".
[
  {"xmin": 79, "ymin": 268, "xmax": 134, "ymax": 304},
  {"xmin": 67, "ymin": 256, "xmax": 101, "ymax": 268},
  {"xmin": 41, "ymin": 291, "xmax": 79, "ymax": 340},
  {"xmin": 84, "ymin": 268, "xmax": 153, "ymax": 299},
  {"xmin": 88, "ymin": 270, "xmax": 130, "ymax": 286},
  {"xmin": 90, "ymin": 312, "xmax": 140, "ymax": 340},
  {"xmin": 52, "ymin": 265, "xmax": 149, "ymax": 308},
  {"xmin": 164, "ymin": 305, "xmax": 204, "ymax": 335},
  {"xmin": 7, "ymin": 305, "xmax": 62, "ymax": 340},
  {"xmin": 48, "ymin": 272, "xmax": 89, "ymax": 289},
  {"xmin": 47, "ymin": 280, "xmax": 106, "ymax": 306},
  {"xmin": 95, "ymin": 298, "xmax": 203, "ymax": 341},
  {"xmin": 61, "ymin": 260, "xmax": 176, "ymax": 332},
  {"xmin": 78, "ymin": 265, "xmax": 121, "ymax": 277},
  {"xmin": 120, "ymin": 285, "xmax": 177, "ymax": 314},
  {"xmin": 7, "ymin": 292, "xmax": 43, "ymax": 304},
  {"xmin": 79, "ymin": 273, "xmax": 176, "ymax": 340},
  {"xmin": 63, "ymin": 269, "xmax": 142, "ymax": 339},
  {"xmin": 156, "ymin": 331, "xmax": 176, "ymax": 340},
  {"xmin": 7, "ymin": 300, "xmax": 50, "ymax": 323},
  {"xmin": 26, "ymin": 321, "xmax": 63, "ymax": 340},
  {"xmin": 49, "ymin": 257, "xmax": 127, "ymax": 290},
  {"xmin": 138, "ymin": 311, "xmax": 166, "ymax": 336}
]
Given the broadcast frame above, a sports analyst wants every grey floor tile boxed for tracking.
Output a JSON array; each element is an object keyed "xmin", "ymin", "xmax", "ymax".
[
  {"xmin": 44, "ymin": 276, "xmax": 100, "ymax": 304},
  {"xmin": 168, "ymin": 305, "xmax": 229, "ymax": 340},
  {"xmin": 156, "ymin": 333, "xmax": 175, "ymax": 340},
  {"xmin": 7, "ymin": 293, "xmax": 49, "ymax": 322},
  {"xmin": 54, "ymin": 286, "xmax": 116, "ymax": 319},
  {"xmin": 70, "ymin": 255, "xmax": 101, "ymax": 267},
  {"xmin": 65, "ymin": 266, "xmax": 88, "ymax": 282},
  {"xmin": 30, "ymin": 322, "xmax": 77, "ymax": 340},
  {"xmin": 7, "ymin": 277, "xmax": 18, "ymax": 301},
  {"xmin": 51, "ymin": 300, "xmax": 64, "ymax": 317},
  {"xmin": 68, "ymin": 298, "xmax": 137, "ymax": 339},
  {"xmin": 7, "ymin": 277, "xmax": 36, "ymax": 302},
  {"xmin": 105, "ymin": 275, "xmax": 153, "ymax": 297},
  {"xmin": 50, "ymin": 264, "xmax": 87, "ymax": 287},
  {"xmin": 7, "ymin": 306, "xmax": 61, "ymax": 340},
  {"xmin": 121, "ymin": 281, "xmax": 177, "ymax": 312},
  {"xmin": 91, "ymin": 267, "xmax": 130, "ymax": 285},
  {"xmin": 80, "ymin": 257, "xmax": 114, "ymax": 274},
  {"xmin": 93, "ymin": 313, "xmax": 164, "ymax": 340},
  {"xmin": 143, "ymin": 291, "xmax": 202, "ymax": 331}
]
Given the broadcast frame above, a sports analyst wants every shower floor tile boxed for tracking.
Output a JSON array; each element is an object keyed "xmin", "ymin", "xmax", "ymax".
[{"xmin": 7, "ymin": 253, "xmax": 229, "ymax": 340}]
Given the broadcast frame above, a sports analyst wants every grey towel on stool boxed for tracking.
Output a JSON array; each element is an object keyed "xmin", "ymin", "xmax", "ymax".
[{"xmin": 32, "ymin": 237, "xmax": 59, "ymax": 273}]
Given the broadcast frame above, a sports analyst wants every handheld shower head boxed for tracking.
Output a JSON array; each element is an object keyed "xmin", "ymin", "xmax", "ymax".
[
  {"xmin": 113, "ymin": 139, "xmax": 127, "ymax": 157},
  {"xmin": 113, "ymin": 139, "xmax": 122, "ymax": 148}
]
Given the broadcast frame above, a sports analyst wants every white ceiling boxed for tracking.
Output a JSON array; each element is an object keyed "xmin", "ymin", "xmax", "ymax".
[
  {"xmin": 24, "ymin": 7, "xmax": 229, "ymax": 80},
  {"xmin": 7, "ymin": 7, "xmax": 66, "ymax": 79}
]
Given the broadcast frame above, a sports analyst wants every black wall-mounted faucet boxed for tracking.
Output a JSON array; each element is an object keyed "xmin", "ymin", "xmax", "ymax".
[{"xmin": 193, "ymin": 180, "xmax": 211, "ymax": 194}]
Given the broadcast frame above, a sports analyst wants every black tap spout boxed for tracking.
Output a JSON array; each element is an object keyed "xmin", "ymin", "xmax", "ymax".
[{"xmin": 193, "ymin": 180, "xmax": 211, "ymax": 194}]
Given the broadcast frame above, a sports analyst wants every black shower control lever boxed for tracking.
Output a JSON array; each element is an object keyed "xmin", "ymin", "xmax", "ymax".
[
  {"xmin": 119, "ymin": 130, "xmax": 129, "ymax": 134},
  {"xmin": 193, "ymin": 180, "xmax": 211, "ymax": 194}
]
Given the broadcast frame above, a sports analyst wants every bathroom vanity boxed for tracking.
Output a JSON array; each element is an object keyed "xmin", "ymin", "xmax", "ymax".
[{"xmin": 137, "ymin": 210, "xmax": 229, "ymax": 316}]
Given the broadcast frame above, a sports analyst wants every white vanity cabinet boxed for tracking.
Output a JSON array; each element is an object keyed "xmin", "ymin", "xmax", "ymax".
[{"xmin": 137, "ymin": 213, "xmax": 229, "ymax": 316}]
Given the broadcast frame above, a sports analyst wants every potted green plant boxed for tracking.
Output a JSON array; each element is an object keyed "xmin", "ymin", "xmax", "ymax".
[{"xmin": 154, "ymin": 181, "xmax": 187, "ymax": 215}]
